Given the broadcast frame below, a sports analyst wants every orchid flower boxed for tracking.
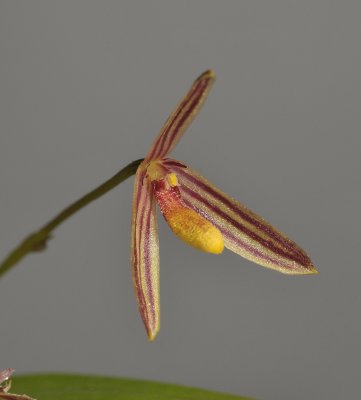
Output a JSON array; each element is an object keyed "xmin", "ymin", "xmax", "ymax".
[
  {"xmin": 131, "ymin": 70, "xmax": 317, "ymax": 340},
  {"xmin": 0, "ymin": 369, "xmax": 35, "ymax": 400}
]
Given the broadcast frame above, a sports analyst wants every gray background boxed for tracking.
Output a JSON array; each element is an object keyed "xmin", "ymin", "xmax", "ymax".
[{"xmin": 1, "ymin": 1, "xmax": 360, "ymax": 399}]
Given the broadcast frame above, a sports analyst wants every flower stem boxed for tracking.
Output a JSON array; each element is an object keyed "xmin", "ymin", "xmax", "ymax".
[{"xmin": 0, "ymin": 158, "xmax": 143, "ymax": 279}]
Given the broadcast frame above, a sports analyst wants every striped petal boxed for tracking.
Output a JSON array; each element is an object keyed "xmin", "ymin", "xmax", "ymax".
[
  {"xmin": 145, "ymin": 70, "xmax": 215, "ymax": 163},
  {"xmin": 131, "ymin": 164, "xmax": 160, "ymax": 340},
  {"xmin": 163, "ymin": 159, "xmax": 317, "ymax": 275}
]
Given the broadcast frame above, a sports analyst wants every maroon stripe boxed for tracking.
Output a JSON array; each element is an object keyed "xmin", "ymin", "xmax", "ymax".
[
  {"xmin": 160, "ymin": 81, "xmax": 207, "ymax": 158},
  {"xmin": 171, "ymin": 165, "xmax": 306, "ymax": 260},
  {"xmin": 133, "ymin": 219, "xmax": 147, "ymax": 328},
  {"xmin": 150, "ymin": 78, "xmax": 208, "ymax": 160},
  {"xmin": 181, "ymin": 197, "xmax": 297, "ymax": 271},
  {"xmin": 138, "ymin": 181, "xmax": 156, "ymax": 329},
  {"xmin": 162, "ymin": 159, "xmax": 187, "ymax": 168},
  {"xmin": 221, "ymin": 226, "xmax": 296, "ymax": 271},
  {"xmin": 133, "ymin": 174, "xmax": 150, "ymax": 331},
  {"xmin": 180, "ymin": 184, "xmax": 310, "ymax": 268},
  {"xmin": 143, "ymin": 193, "xmax": 156, "ymax": 327},
  {"xmin": 148, "ymin": 80, "xmax": 200, "ymax": 161},
  {"xmin": 135, "ymin": 169, "xmax": 146, "ymax": 206},
  {"xmin": 154, "ymin": 78, "xmax": 207, "ymax": 159}
]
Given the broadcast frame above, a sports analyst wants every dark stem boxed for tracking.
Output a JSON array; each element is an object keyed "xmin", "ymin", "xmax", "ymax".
[{"xmin": 0, "ymin": 158, "xmax": 143, "ymax": 279}]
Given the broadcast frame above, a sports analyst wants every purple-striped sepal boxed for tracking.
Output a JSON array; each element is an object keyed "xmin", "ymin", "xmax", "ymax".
[
  {"xmin": 131, "ymin": 165, "xmax": 160, "ymax": 340},
  {"xmin": 163, "ymin": 159, "xmax": 318, "ymax": 275},
  {"xmin": 144, "ymin": 70, "xmax": 215, "ymax": 163}
]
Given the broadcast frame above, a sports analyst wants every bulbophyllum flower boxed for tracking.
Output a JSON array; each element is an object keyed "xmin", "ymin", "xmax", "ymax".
[
  {"xmin": 0, "ymin": 369, "xmax": 35, "ymax": 400},
  {"xmin": 131, "ymin": 70, "xmax": 317, "ymax": 340}
]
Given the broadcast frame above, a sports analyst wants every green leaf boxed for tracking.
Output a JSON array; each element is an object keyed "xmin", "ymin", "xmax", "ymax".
[{"xmin": 13, "ymin": 374, "xmax": 254, "ymax": 400}]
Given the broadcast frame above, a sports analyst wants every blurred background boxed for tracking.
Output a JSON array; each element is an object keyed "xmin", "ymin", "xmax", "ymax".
[{"xmin": 1, "ymin": 1, "xmax": 360, "ymax": 399}]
